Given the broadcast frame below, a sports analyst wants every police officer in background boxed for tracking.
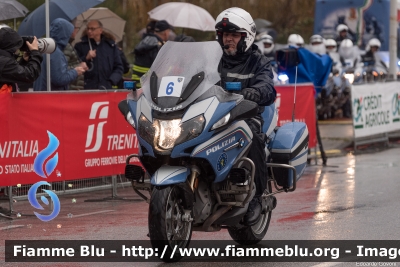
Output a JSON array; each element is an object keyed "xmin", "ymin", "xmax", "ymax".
[
  {"xmin": 131, "ymin": 20, "xmax": 172, "ymax": 88},
  {"xmin": 216, "ymin": 7, "xmax": 276, "ymax": 226},
  {"xmin": 0, "ymin": 26, "xmax": 42, "ymax": 92},
  {"xmin": 256, "ymin": 34, "xmax": 275, "ymax": 61}
]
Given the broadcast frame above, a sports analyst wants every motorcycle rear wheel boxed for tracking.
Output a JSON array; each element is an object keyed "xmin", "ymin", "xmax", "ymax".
[
  {"xmin": 148, "ymin": 185, "xmax": 192, "ymax": 262},
  {"xmin": 227, "ymin": 183, "xmax": 272, "ymax": 245}
]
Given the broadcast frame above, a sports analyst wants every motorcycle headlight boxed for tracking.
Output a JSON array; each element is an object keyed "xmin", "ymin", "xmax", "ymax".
[
  {"xmin": 156, "ymin": 119, "xmax": 182, "ymax": 150},
  {"xmin": 137, "ymin": 114, "xmax": 205, "ymax": 152},
  {"xmin": 176, "ymin": 115, "xmax": 205, "ymax": 145},
  {"xmin": 278, "ymin": 73, "xmax": 289, "ymax": 84},
  {"xmin": 138, "ymin": 114, "xmax": 156, "ymax": 146},
  {"xmin": 344, "ymin": 73, "xmax": 354, "ymax": 84}
]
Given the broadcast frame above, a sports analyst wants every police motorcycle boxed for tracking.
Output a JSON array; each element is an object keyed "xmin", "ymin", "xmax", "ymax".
[
  {"xmin": 119, "ymin": 41, "xmax": 309, "ymax": 262},
  {"xmin": 338, "ymin": 39, "xmax": 364, "ymax": 84},
  {"xmin": 361, "ymin": 51, "xmax": 389, "ymax": 83}
]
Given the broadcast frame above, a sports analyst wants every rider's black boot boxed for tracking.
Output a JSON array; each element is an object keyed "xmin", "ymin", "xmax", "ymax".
[{"xmin": 243, "ymin": 197, "xmax": 262, "ymax": 226}]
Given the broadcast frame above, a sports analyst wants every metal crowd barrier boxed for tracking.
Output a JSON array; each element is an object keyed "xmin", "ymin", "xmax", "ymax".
[{"xmin": 0, "ymin": 175, "xmax": 131, "ymax": 216}]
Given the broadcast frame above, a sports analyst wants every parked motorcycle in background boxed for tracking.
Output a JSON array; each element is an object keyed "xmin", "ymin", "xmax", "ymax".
[
  {"xmin": 119, "ymin": 41, "xmax": 309, "ymax": 262},
  {"xmin": 338, "ymin": 39, "xmax": 364, "ymax": 84}
]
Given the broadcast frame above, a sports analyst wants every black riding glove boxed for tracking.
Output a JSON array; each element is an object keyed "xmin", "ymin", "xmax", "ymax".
[{"xmin": 241, "ymin": 87, "xmax": 261, "ymax": 103}]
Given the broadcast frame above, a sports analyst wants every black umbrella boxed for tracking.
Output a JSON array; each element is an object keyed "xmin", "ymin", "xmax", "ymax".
[
  {"xmin": 18, "ymin": 0, "xmax": 104, "ymax": 37},
  {"xmin": 0, "ymin": 0, "xmax": 28, "ymax": 21}
]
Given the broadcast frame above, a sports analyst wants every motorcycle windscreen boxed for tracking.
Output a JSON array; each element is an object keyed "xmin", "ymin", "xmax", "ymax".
[{"xmin": 140, "ymin": 41, "xmax": 222, "ymax": 112}]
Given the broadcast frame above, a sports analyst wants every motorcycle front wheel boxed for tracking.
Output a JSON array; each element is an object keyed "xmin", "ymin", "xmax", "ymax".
[{"xmin": 148, "ymin": 185, "xmax": 192, "ymax": 262}]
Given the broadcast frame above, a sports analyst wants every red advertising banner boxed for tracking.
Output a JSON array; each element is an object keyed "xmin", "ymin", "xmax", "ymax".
[
  {"xmin": 0, "ymin": 91, "xmax": 138, "ymax": 186},
  {"xmin": 0, "ymin": 87, "xmax": 316, "ymax": 186},
  {"xmin": 275, "ymin": 83, "xmax": 317, "ymax": 149}
]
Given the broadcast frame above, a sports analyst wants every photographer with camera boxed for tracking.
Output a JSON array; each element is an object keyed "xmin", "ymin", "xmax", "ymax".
[
  {"xmin": 34, "ymin": 18, "xmax": 87, "ymax": 91},
  {"xmin": 0, "ymin": 26, "xmax": 43, "ymax": 92}
]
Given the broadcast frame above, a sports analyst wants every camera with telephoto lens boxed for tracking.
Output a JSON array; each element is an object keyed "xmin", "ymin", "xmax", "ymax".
[{"xmin": 20, "ymin": 36, "xmax": 56, "ymax": 54}]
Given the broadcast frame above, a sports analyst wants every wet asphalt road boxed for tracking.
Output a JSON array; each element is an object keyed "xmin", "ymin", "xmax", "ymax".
[{"xmin": 1, "ymin": 147, "xmax": 400, "ymax": 267}]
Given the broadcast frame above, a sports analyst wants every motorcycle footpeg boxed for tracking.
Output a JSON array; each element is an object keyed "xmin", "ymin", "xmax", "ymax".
[
  {"xmin": 262, "ymin": 195, "xmax": 277, "ymax": 212},
  {"xmin": 125, "ymin": 164, "xmax": 145, "ymax": 182}
]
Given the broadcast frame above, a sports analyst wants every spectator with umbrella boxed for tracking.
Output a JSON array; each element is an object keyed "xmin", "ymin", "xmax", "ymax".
[
  {"xmin": 74, "ymin": 19, "xmax": 123, "ymax": 89},
  {"xmin": 17, "ymin": 0, "xmax": 105, "ymax": 37}
]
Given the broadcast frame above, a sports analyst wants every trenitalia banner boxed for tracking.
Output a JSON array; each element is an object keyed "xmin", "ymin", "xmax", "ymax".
[
  {"xmin": 0, "ymin": 91, "xmax": 139, "ymax": 187},
  {"xmin": 0, "ymin": 88, "xmax": 316, "ymax": 186},
  {"xmin": 275, "ymin": 83, "xmax": 317, "ymax": 149},
  {"xmin": 352, "ymin": 82, "xmax": 400, "ymax": 138}
]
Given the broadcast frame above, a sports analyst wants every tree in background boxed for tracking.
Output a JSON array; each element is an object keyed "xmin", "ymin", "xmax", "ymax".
[{"xmin": 10, "ymin": 0, "xmax": 315, "ymax": 60}]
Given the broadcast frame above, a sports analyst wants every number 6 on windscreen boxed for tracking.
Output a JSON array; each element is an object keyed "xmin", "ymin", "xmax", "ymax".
[{"xmin": 158, "ymin": 76, "xmax": 185, "ymax": 98}]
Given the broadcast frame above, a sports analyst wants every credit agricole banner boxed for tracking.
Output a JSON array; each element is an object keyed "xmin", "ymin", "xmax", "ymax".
[{"xmin": 352, "ymin": 82, "xmax": 400, "ymax": 138}]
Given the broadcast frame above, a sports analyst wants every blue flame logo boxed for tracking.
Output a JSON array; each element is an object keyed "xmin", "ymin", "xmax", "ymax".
[
  {"xmin": 29, "ymin": 131, "xmax": 61, "ymax": 222},
  {"xmin": 28, "ymin": 181, "xmax": 60, "ymax": 222},
  {"xmin": 33, "ymin": 131, "xmax": 59, "ymax": 178}
]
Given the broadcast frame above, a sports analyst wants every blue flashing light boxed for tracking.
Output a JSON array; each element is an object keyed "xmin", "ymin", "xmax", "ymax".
[
  {"xmin": 225, "ymin": 82, "xmax": 242, "ymax": 91},
  {"xmin": 278, "ymin": 73, "xmax": 289, "ymax": 82}
]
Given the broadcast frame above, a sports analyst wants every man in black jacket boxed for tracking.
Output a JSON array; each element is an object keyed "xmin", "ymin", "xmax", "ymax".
[
  {"xmin": 0, "ymin": 26, "xmax": 42, "ymax": 92},
  {"xmin": 74, "ymin": 20, "xmax": 123, "ymax": 90},
  {"xmin": 131, "ymin": 20, "xmax": 172, "ymax": 88},
  {"xmin": 216, "ymin": 7, "xmax": 277, "ymax": 226}
]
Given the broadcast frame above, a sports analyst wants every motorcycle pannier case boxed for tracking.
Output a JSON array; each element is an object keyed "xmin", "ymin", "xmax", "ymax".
[{"xmin": 270, "ymin": 122, "xmax": 309, "ymax": 188}]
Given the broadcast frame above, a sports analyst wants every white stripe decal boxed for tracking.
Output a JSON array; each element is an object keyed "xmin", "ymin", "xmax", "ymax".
[{"xmin": 227, "ymin": 73, "xmax": 255, "ymax": 79}]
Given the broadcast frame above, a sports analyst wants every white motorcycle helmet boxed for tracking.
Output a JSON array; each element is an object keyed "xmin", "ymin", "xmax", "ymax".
[
  {"xmin": 215, "ymin": 7, "xmax": 256, "ymax": 53},
  {"xmin": 365, "ymin": 38, "xmax": 381, "ymax": 52},
  {"xmin": 309, "ymin": 34, "xmax": 326, "ymax": 54},
  {"xmin": 338, "ymin": 38, "xmax": 354, "ymax": 59},
  {"xmin": 325, "ymin": 38, "xmax": 337, "ymax": 53},
  {"xmin": 336, "ymin": 24, "xmax": 349, "ymax": 34},
  {"xmin": 259, "ymin": 34, "xmax": 274, "ymax": 54},
  {"xmin": 288, "ymin": 34, "xmax": 304, "ymax": 47},
  {"xmin": 310, "ymin": 34, "xmax": 324, "ymax": 45}
]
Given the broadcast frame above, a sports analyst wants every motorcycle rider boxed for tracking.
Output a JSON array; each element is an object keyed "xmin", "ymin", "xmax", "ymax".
[
  {"xmin": 308, "ymin": 34, "xmax": 326, "ymax": 55},
  {"xmin": 335, "ymin": 24, "xmax": 354, "ymax": 47},
  {"xmin": 338, "ymin": 39, "xmax": 362, "ymax": 72},
  {"xmin": 325, "ymin": 39, "xmax": 337, "ymax": 53},
  {"xmin": 362, "ymin": 38, "xmax": 388, "ymax": 73},
  {"xmin": 256, "ymin": 34, "xmax": 275, "ymax": 60},
  {"xmin": 324, "ymin": 39, "xmax": 341, "ymax": 73},
  {"xmin": 215, "ymin": 7, "xmax": 276, "ymax": 226}
]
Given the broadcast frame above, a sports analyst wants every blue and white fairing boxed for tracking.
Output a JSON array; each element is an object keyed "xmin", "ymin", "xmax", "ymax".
[
  {"xmin": 269, "ymin": 122, "xmax": 309, "ymax": 188},
  {"xmin": 126, "ymin": 41, "xmax": 256, "ymax": 186}
]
